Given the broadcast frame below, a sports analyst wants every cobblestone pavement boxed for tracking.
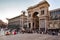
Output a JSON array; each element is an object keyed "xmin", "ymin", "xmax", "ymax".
[{"xmin": 0, "ymin": 33, "xmax": 60, "ymax": 40}]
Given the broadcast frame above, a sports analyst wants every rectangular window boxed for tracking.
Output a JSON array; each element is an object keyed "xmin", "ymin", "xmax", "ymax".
[
  {"xmin": 40, "ymin": 19, "xmax": 45, "ymax": 28},
  {"xmin": 41, "ymin": 10, "xmax": 44, "ymax": 15}
]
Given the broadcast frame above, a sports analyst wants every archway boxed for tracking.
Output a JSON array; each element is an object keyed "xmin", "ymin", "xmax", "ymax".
[{"xmin": 32, "ymin": 12, "xmax": 39, "ymax": 32}]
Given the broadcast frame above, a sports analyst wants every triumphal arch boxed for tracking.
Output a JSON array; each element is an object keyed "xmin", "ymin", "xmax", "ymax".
[{"xmin": 27, "ymin": 1, "xmax": 50, "ymax": 33}]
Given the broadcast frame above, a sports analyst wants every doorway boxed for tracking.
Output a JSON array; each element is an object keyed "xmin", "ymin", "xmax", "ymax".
[{"xmin": 32, "ymin": 12, "xmax": 39, "ymax": 33}]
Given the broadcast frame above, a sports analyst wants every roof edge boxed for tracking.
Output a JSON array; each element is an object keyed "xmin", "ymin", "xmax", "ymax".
[{"xmin": 27, "ymin": 1, "xmax": 50, "ymax": 10}]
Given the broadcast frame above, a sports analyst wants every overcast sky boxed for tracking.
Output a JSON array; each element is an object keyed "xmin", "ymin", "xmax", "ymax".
[{"xmin": 0, "ymin": 0, "xmax": 60, "ymax": 23}]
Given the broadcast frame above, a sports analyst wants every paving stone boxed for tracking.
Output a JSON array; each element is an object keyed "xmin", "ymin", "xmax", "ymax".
[{"xmin": 0, "ymin": 33, "xmax": 60, "ymax": 40}]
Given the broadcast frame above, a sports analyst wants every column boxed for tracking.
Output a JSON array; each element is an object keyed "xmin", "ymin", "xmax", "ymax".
[
  {"xmin": 45, "ymin": 7, "xmax": 49, "ymax": 33},
  {"xmin": 22, "ymin": 17, "xmax": 24, "ymax": 28},
  {"xmin": 34, "ymin": 18, "xmax": 36, "ymax": 29},
  {"xmin": 34, "ymin": 18, "xmax": 36, "ymax": 32},
  {"xmin": 45, "ymin": 20, "xmax": 47, "ymax": 33},
  {"xmin": 27, "ymin": 20, "xmax": 29, "ymax": 28},
  {"xmin": 39, "ymin": 18, "xmax": 40, "ymax": 31},
  {"xmin": 27, "ymin": 18, "xmax": 29, "ymax": 31},
  {"xmin": 39, "ymin": 10, "xmax": 41, "ymax": 32},
  {"xmin": 27, "ymin": 15, "xmax": 29, "ymax": 28},
  {"xmin": 30, "ymin": 18, "xmax": 33, "ymax": 31}
]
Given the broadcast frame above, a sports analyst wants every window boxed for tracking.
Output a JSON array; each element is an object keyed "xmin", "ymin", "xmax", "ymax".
[
  {"xmin": 40, "ymin": 19, "xmax": 45, "ymax": 28},
  {"xmin": 41, "ymin": 10, "xmax": 44, "ymax": 15}
]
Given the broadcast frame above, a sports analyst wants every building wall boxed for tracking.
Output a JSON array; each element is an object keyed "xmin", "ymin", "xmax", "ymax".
[
  {"xmin": 8, "ymin": 14, "xmax": 27, "ymax": 29},
  {"xmin": 27, "ymin": 1, "xmax": 49, "ymax": 32},
  {"xmin": 48, "ymin": 9, "xmax": 60, "ymax": 29},
  {"xmin": 27, "ymin": 1, "xmax": 60, "ymax": 32},
  {"xmin": 8, "ymin": 16, "xmax": 20, "ymax": 26},
  {"xmin": 8, "ymin": 1, "xmax": 60, "ymax": 32}
]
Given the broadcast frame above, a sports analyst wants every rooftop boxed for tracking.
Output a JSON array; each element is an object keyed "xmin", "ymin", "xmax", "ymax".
[{"xmin": 27, "ymin": 0, "xmax": 50, "ymax": 10}]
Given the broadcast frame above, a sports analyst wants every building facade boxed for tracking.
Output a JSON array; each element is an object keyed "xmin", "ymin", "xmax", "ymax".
[
  {"xmin": 27, "ymin": 1, "xmax": 60, "ymax": 33},
  {"xmin": 8, "ymin": 0, "xmax": 60, "ymax": 33},
  {"xmin": 8, "ymin": 11, "xmax": 27, "ymax": 31}
]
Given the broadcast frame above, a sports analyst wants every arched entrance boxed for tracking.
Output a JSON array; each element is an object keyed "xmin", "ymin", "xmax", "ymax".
[{"xmin": 32, "ymin": 12, "xmax": 39, "ymax": 33}]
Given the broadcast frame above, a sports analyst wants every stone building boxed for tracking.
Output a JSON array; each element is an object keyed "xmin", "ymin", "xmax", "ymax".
[
  {"xmin": 27, "ymin": 0, "xmax": 60, "ymax": 33},
  {"xmin": 48, "ymin": 8, "xmax": 60, "ymax": 33},
  {"xmin": 7, "ymin": 11, "xmax": 27, "ymax": 31},
  {"xmin": 8, "ymin": 0, "xmax": 60, "ymax": 33}
]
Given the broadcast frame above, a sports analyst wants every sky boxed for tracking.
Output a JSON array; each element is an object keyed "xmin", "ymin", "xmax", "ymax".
[{"xmin": 0, "ymin": 0, "xmax": 60, "ymax": 23}]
